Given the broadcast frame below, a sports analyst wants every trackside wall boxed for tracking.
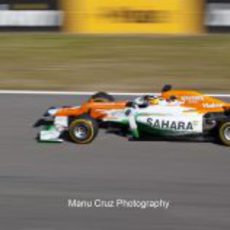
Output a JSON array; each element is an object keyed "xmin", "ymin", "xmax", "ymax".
[{"xmin": 62, "ymin": 0, "xmax": 205, "ymax": 35}]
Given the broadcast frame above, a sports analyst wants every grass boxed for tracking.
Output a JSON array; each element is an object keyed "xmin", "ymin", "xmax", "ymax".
[{"xmin": 0, "ymin": 33, "xmax": 229, "ymax": 92}]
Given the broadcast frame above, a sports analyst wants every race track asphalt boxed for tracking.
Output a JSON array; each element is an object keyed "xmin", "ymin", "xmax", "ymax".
[{"xmin": 0, "ymin": 94, "xmax": 229, "ymax": 230}]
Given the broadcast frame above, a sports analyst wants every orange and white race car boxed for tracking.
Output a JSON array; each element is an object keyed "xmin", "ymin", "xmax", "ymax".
[{"xmin": 36, "ymin": 85, "xmax": 230, "ymax": 146}]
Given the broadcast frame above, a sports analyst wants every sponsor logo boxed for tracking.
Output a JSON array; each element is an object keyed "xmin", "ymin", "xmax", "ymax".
[
  {"xmin": 103, "ymin": 8, "xmax": 169, "ymax": 23},
  {"xmin": 181, "ymin": 96, "xmax": 204, "ymax": 102},
  {"xmin": 147, "ymin": 118, "xmax": 194, "ymax": 131},
  {"xmin": 202, "ymin": 103, "xmax": 223, "ymax": 109}
]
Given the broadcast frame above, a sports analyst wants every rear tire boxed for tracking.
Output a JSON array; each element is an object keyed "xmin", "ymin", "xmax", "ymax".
[
  {"xmin": 69, "ymin": 115, "xmax": 98, "ymax": 144},
  {"xmin": 90, "ymin": 92, "xmax": 115, "ymax": 102},
  {"xmin": 218, "ymin": 121, "xmax": 230, "ymax": 146}
]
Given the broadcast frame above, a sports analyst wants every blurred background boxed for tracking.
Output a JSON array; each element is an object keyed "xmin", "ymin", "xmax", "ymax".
[{"xmin": 0, "ymin": 0, "xmax": 229, "ymax": 92}]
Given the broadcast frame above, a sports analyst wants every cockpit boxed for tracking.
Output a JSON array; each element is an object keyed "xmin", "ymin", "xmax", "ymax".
[{"xmin": 126, "ymin": 95, "xmax": 180, "ymax": 109}]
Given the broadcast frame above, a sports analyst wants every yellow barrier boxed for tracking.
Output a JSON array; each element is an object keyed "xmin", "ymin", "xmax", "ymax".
[{"xmin": 63, "ymin": 0, "xmax": 205, "ymax": 34}]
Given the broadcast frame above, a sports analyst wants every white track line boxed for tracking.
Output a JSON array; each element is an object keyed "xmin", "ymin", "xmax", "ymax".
[
  {"xmin": 0, "ymin": 90, "xmax": 146, "ymax": 96},
  {"xmin": 0, "ymin": 90, "xmax": 229, "ymax": 97}
]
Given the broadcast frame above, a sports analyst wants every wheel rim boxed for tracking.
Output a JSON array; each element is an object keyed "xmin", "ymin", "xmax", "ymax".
[
  {"xmin": 224, "ymin": 126, "xmax": 230, "ymax": 141},
  {"xmin": 73, "ymin": 125, "xmax": 89, "ymax": 140}
]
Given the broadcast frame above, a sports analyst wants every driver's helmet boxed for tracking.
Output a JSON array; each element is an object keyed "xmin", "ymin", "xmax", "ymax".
[{"xmin": 145, "ymin": 95, "xmax": 160, "ymax": 105}]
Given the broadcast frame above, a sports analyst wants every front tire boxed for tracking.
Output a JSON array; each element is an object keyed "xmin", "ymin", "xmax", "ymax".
[
  {"xmin": 69, "ymin": 115, "xmax": 98, "ymax": 144},
  {"xmin": 218, "ymin": 122, "xmax": 230, "ymax": 146},
  {"xmin": 90, "ymin": 92, "xmax": 115, "ymax": 102}
]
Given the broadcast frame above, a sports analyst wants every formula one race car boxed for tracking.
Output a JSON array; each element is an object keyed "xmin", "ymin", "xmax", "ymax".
[{"xmin": 35, "ymin": 85, "xmax": 230, "ymax": 146}]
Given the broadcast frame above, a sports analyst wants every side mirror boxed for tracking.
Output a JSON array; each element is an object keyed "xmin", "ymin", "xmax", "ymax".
[{"xmin": 126, "ymin": 101, "xmax": 135, "ymax": 108}]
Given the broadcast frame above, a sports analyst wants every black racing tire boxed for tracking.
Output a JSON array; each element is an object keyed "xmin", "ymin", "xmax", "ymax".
[
  {"xmin": 218, "ymin": 121, "xmax": 230, "ymax": 146},
  {"xmin": 90, "ymin": 92, "xmax": 115, "ymax": 102},
  {"xmin": 69, "ymin": 115, "xmax": 99, "ymax": 144}
]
